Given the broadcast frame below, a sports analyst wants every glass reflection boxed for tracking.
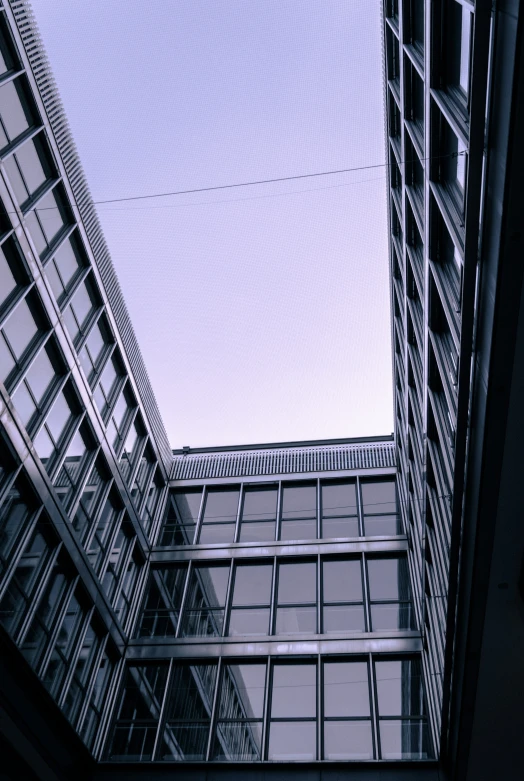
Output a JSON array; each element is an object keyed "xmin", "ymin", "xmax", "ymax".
[
  {"xmin": 181, "ymin": 564, "xmax": 229, "ymax": 637},
  {"xmin": 199, "ymin": 487, "xmax": 239, "ymax": 544},
  {"xmin": 158, "ymin": 490, "xmax": 201, "ymax": 546},
  {"xmin": 229, "ymin": 563, "xmax": 272, "ymax": 636},
  {"xmin": 368, "ymin": 557, "xmax": 414, "ymax": 631},
  {"xmin": 212, "ymin": 663, "xmax": 266, "ymax": 761},
  {"xmin": 280, "ymin": 483, "xmax": 317, "ymax": 540},
  {"xmin": 322, "ymin": 559, "xmax": 365, "ymax": 633},
  {"xmin": 269, "ymin": 664, "xmax": 316, "ymax": 760},
  {"xmin": 322, "ymin": 481, "xmax": 359, "ymax": 538},
  {"xmin": 361, "ymin": 480, "xmax": 399, "ymax": 536},
  {"xmin": 275, "ymin": 561, "xmax": 316, "ymax": 634},
  {"xmin": 137, "ymin": 565, "xmax": 188, "ymax": 638},
  {"xmin": 239, "ymin": 485, "xmax": 277, "ymax": 542}
]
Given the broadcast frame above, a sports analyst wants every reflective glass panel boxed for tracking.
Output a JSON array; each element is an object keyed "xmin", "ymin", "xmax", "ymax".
[
  {"xmin": 368, "ymin": 557, "xmax": 410, "ymax": 601},
  {"xmin": 324, "ymin": 661, "xmax": 370, "ymax": 717},
  {"xmin": 375, "ymin": 658, "xmax": 425, "ymax": 717}
]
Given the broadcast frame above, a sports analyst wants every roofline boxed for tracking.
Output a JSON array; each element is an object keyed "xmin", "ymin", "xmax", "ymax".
[{"xmin": 172, "ymin": 434, "xmax": 394, "ymax": 455}]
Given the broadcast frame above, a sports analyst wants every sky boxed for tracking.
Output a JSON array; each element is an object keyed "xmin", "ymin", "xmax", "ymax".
[{"xmin": 32, "ymin": 0, "xmax": 393, "ymax": 448}]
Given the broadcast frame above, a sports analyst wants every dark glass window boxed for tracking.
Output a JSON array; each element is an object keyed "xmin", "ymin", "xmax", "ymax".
[
  {"xmin": 4, "ymin": 135, "xmax": 52, "ymax": 206},
  {"xmin": 158, "ymin": 489, "xmax": 202, "ymax": 546},
  {"xmin": 101, "ymin": 521, "xmax": 135, "ymax": 606},
  {"xmin": 275, "ymin": 560, "xmax": 316, "ymax": 634},
  {"xmin": 79, "ymin": 650, "xmax": 114, "ymax": 750},
  {"xmin": 119, "ymin": 419, "xmax": 143, "ymax": 483},
  {"xmin": 130, "ymin": 447, "xmax": 155, "ymax": 511},
  {"xmin": 141, "ymin": 468, "xmax": 163, "ymax": 536},
  {"xmin": 0, "ymin": 293, "xmax": 45, "ymax": 386},
  {"xmin": 137, "ymin": 565, "xmax": 188, "ymax": 638},
  {"xmin": 435, "ymin": 112, "xmax": 467, "ymax": 210},
  {"xmin": 62, "ymin": 618, "xmax": 104, "ymax": 728},
  {"xmin": 42, "ymin": 588, "xmax": 88, "ymax": 698},
  {"xmin": 63, "ymin": 273, "xmax": 99, "ymax": 345},
  {"xmin": 375, "ymin": 657, "xmax": 431, "ymax": 759},
  {"xmin": 367, "ymin": 556, "xmax": 415, "ymax": 630},
  {"xmin": 228, "ymin": 562, "xmax": 272, "ymax": 636},
  {"xmin": 321, "ymin": 480, "xmax": 358, "ymax": 538},
  {"xmin": 113, "ymin": 550, "xmax": 141, "ymax": 628},
  {"xmin": 11, "ymin": 342, "xmax": 60, "ymax": 429},
  {"xmin": 0, "ymin": 76, "xmax": 34, "ymax": 146},
  {"xmin": 211, "ymin": 663, "xmax": 266, "ymax": 761},
  {"xmin": 0, "ymin": 237, "xmax": 28, "ymax": 315},
  {"xmin": 0, "ymin": 474, "xmax": 34, "ymax": 576},
  {"xmin": 52, "ymin": 423, "xmax": 94, "ymax": 509},
  {"xmin": 45, "ymin": 234, "xmax": 85, "ymax": 304},
  {"xmin": 24, "ymin": 185, "xmax": 70, "ymax": 256},
  {"xmin": 108, "ymin": 664, "xmax": 169, "ymax": 762},
  {"xmin": 198, "ymin": 486, "xmax": 239, "ymax": 544},
  {"xmin": 442, "ymin": 0, "xmax": 473, "ymax": 97},
  {"xmin": 181, "ymin": 563, "xmax": 230, "ymax": 637},
  {"xmin": 158, "ymin": 663, "xmax": 218, "ymax": 761},
  {"xmin": 0, "ymin": 515, "xmax": 54, "ymax": 634},
  {"xmin": 280, "ymin": 482, "xmax": 316, "ymax": 541},
  {"xmin": 322, "ymin": 558, "xmax": 365, "ymax": 633},
  {"xmin": 239, "ymin": 485, "xmax": 277, "ymax": 542},
  {"xmin": 268, "ymin": 663, "xmax": 316, "ymax": 760},
  {"xmin": 33, "ymin": 386, "xmax": 77, "ymax": 473},
  {"xmin": 323, "ymin": 660, "xmax": 373, "ymax": 759},
  {"xmin": 78, "ymin": 315, "xmax": 112, "ymax": 385},
  {"xmin": 86, "ymin": 492, "xmax": 121, "ymax": 573},
  {"xmin": 361, "ymin": 479, "xmax": 400, "ymax": 536},
  {"xmin": 72, "ymin": 457, "xmax": 110, "ymax": 542},
  {"xmin": 106, "ymin": 387, "xmax": 134, "ymax": 455}
]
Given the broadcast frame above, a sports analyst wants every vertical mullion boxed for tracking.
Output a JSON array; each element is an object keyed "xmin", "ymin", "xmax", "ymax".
[
  {"xmin": 222, "ymin": 559, "xmax": 234, "ymax": 637},
  {"xmin": 76, "ymin": 633, "xmax": 109, "ymax": 734},
  {"xmin": 233, "ymin": 483, "xmax": 243, "ymax": 542},
  {"xmin": 317, "ymin": 653, "xmax": 322, "ymax": 760},
  {"xmin": 362, "ymin": 552, "xmax": 372, "ymax": 632},
  {"xmin": 275, "ymin": 480, "xmax": 282, "ymax": 541},
  {"xmin": 205, "ymin": 657, "xmax": 222, "ymax": 761},
  {"xmin": 317, "ymin": 553, "xmax": 322, "ymax": 635},
  {"xmin": 175, "ymin": 559, "xmax": 192, "ymax": 638},
  {"xmin": 93, "ymin": 654, "xmax": 126, "ymax": 760},
  {"xmin": 261, "ymin": 657, "xmax": 272, "ymax": 759},
  {"xmin": 269, "ymin": 556, "xmax": 278, "ymax": 635},
  {"xmin": 369, "ymin": 653, "xmax": 380, "ymax": 759},
  {"xmin": 356, "ymin": 476, "xmax": 365, "ymax": 536},
  {"xmin": 194, "ymin": 484, "xmax": 207, "ymax": 544},
  {"xmin": 152, "ymin": 658, "xmax": 174, "ymax": 760}
]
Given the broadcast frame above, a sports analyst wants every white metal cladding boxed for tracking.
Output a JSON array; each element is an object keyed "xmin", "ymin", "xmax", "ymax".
[
  {"xmin": 9, "ymin": 1, "xmax": 173, "ymax": 472},
  {"xmin": 171, "ymin": 441, "xmax": 396, "ymax": 480}
]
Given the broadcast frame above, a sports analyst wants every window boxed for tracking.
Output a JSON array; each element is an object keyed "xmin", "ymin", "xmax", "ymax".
[
  {"xmin": 211, "ymin": 663, "xmax": 266, "ymax": 761},
  {"xmin": 101, "ymin": 520, "xmax": 135, "ymax": 605},
  {"xmin": 45, "ymin": 234, "xmax": 86, "ymax": 304},
  {"xmin": 137, "ymin": 565, "xmax": 188, "ymax": 638},
  {"xmin": 63, "ymin": 273, "xmax": 99, "ymax": 345},
  {"xmin": 0, "ymin": 292, "xmax": 46, "ymax": 386},
  {"xmin": 107, "ymin": 665, "xmax": 169, "ymax": 762},
  {"xmin": 42, "ymin": 588, "xmax": 88, "ymax": 699},
  {"xmin": 130, "ymin": 447, "xmax": 155, "ymax": 510},
  {"xmin": 239, "ymin": 485, "xmax": 277, "ymax": 542},
  {"xmin": 180, "ymin": 563, "xmax": 229, "ymax": 637},
  {"xmin": 79, "ymin": 650, "xmax": 114, "ymax": 750},
  {"xmin": 435, "ymin": 111, "xmax": 467, "ymax": 210},
  {"xmin": 119, "ymin": 418, "xmax": 144, "ymax": 483},
  {"xmin": 405, "ymin": 0, "xmax": 424, "ymax": 54},
  {"xmin": 374, "ymin": 657, "xmax": 430, "ymax": 759},
  {"xmin": 78, "ymin": 315, "xmax": 112, "ymax": 386},
  {"xmin": 113, "ymin": 549, "xmax": 142, "ymax": 628},
  {"xmin": 86, "ymin": 491, "xmax": 121, "ymax": 573},
  {"xmin": 361, "ymin": 479, "xmax": 400, "ymax": 536},
  {"xmin": 323, "ymin": 660, "xmax": 373, "ymax": 759},
  {"xmin": 0, "ymin": 519, "xmax": 57, "ymax": 637},
  {"xmin": 19, "ymin": 555, "xmax": 73, "ymax": 670},
  {"xmin": 72, "ymin": 457, "xmax": 110, "ymax": 542},
  {"xmin": 158, "ymin": 663, "xmax": 218, "ymax": 761},
  {"xmin": 11, "ymin": 341, "xmax": 63, "ymax": 430},
  {"xmin": 321, "ymin": 480, "xmax": 358, "ymax": 538},
  {"xmin": 442, "ymin": 0, "xmax": 473, "ymax": 97},
  {"xmin": 141, "ymin": 468, "xmax": 163, "ymax": 536},
  {"xmin": 367, "ymin": 556, "xmax": 415, "ymax": 630},
  {"xmin": 0, "ymin": 474, "xmax": 35, "ymax": 577},
  {"xmin": 0, "ymin": 76, "xmax": 35, "ymax": 147},
  {"xmin": 405, "ymin": 57, "xmax": 424, "ymax": 151},
  {"xmin": 52, "ymin": 423, "xmax": 94, "ymax": 509},
  {"xmin": 62, "ymin": 618, "xmax": 104, "ymax": 728},
  {"xmin": 158, "ymin": 489, "xmax": 202, "ymax": 546},
  {"xmin": 93, "ymin": 352, "xmax": 123, "ymax": 419},
  {"xmin": 106, "ymin": 386, "xmax": 134, "ymax": 455},
  {"xmin": 268, "ymin": 663, "xmax": 316, "ymax": 760},
  {"xmin": 24, "ymin": 184, "xmax": 71, "ymax": 257},
  {"xmin": 33, "ymin": 385, "xmax": 78, "ymax": 473},
  {"xmin": 198, "ymin": 486, "xmax": 239, "ymax": 544},
  {"xmin": 4, "ymin": 135, "xmax": 53, "ymax": 207},
  {"xmin": 322, "ymin": 558, "xmax": 365, "ymax": 633},
  {"xmin": 275, "ymin": 560, "xmax": 316, "ymax": 634},
  {"xmin": 280, "ymin": 482, "xmax": 316, "ymax": 540},
  {"xmin": 228, "ymin": 562, "xmax": 272, "ymax": 636},
  {"xmin": 0, "ymin": 237, "xmax": 29, "ymax": 316}
]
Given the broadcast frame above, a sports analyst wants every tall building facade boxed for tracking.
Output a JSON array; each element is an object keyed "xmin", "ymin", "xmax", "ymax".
[{"xmin": 0, "ymin": 1, "xmax": 523, "ymax": 780}]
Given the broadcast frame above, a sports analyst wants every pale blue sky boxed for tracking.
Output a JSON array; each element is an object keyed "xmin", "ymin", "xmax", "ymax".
[{"xmin": 32, "ymin": 0, "xmax": 393, "ymax": 447}]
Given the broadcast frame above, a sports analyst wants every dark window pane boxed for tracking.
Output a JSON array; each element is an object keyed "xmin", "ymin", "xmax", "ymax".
[
  {"xmin": 375, "ymin": 658, "xmax": 425, "ymax": 717},
  {"xmin": 35, "ymin": 189, "xmax": 65, "ymax": 244},
  {"xmin": 0, "ymin": 79, "xmax": 29, "ymax": 141},
  {"xmin": 277, "ymin": 561, "xmax": 316, "ymax": 604},
  {"xmin": 0, "ymin": 245, "xmax": 18, "ymax": 308},
  {"xmin": 2, "ymin": 297, "xmax": 38, "ymax": 360},
  {"xmin": 361, "ymin": 480, "xmax": 397, "ymax": 514},
  {"xmin": 323, "ymin": 604, "xmax": 365, "ymax": 633},
  {"xmin": 229, "ymin": 607, "xmax": 270, "ymax": 636},
  {"xmin": 379, "ymin": 719, "xmax": 431, "ymax": 759},
  {"xmin": 212, "ymin": 720, "xmax": 262, "ymax": 761},
  {"xmin": 322, "ymin": 515, "xmax": 359, "ymax": 539},
  {"xmin": 268, "ymin": 721, "xmax": 316, "ymax": 761},
  {"xmin": 218, "ymin": 664, "xmax": 266, "ymax": 720},
  {"xmin": 203, "ymin": 487, "xmax": 239, "ymax": 524},
  {"xmin": 271, "ymin": 664, "xmax": 316, "ymax": 718},
  {"xmin": 232, "ymin": 563, "xmax": 272, "ymax": 606},
  {"xmin": 198, "ymin": 523, "xmax": 235, "ymax": 544},
  {"xmin": 323, "ymin": 559, "xmax": 362, "ymax": 603},
  {"xmin": 364, "ymin": 515, "xmax": 400, "ymax": 536},
  {"xmin": 368, "ymin": 557, "xmax": 411, "ymax": 601},
  {"xmin": 371, "ymin": 602, "xmax": 415, "ymax": 631},
  {"xmin": 322, "ymin": 481, "xmax": 357, "ymax": 516},
  {"xmin": 181, "ymin": 565, "xmax": 229, "ymax": 637},
  {"xmin": 324, "ymin": 661, "xmax": 370, "ymax": 717},
  {"xmin": 242, "ymin": 486, "xmax": 277, "ymax": 521},
  {"xmin": 324, "ymin": 721, "xmax": 373, "ymax": 760},
  {"xmin": 238, "ymin": 520, "xmax": 275, "ymax": 542},
  {"xmin": 280, "ymin": 517, "xmax": 317, "ymax": 540},
  {"xmin": 275, "ymin": 605, "xmax": 316, "ymax": 634},
  {"xmin": 281, "ymin": 483, "xmax": 316, "ymax": 519},
  {"xmin": 14, "ymin": 139, "xmax": 47, "ymax": 197}
]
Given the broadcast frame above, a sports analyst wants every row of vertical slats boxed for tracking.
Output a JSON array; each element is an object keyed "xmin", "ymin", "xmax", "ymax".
[{"xmin": 171, "ymin": 442, "xmax": 396, "ymax": 480}]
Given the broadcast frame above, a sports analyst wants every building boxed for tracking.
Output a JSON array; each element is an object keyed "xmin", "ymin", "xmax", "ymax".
[{"xmin": 0, "ymin": 1, "xmax": 523, "ymax": 780}]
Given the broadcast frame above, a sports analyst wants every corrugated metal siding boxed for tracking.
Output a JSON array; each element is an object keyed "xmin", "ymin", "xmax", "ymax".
[
  {"xmin": 172, "ymin": 442, "xmax": 396, "ymax": 481},
  {"xmin": 9, "ymin": 1, "xmax": 173, "ymax": 473}
]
